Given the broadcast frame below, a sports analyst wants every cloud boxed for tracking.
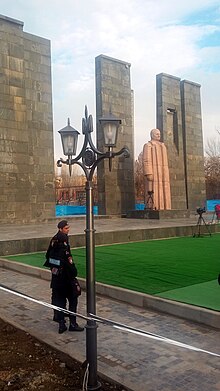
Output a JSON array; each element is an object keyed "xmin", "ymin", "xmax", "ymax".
[{"xmin": 0, "ymin": 0, "xmax": 220, "ymax": 157}]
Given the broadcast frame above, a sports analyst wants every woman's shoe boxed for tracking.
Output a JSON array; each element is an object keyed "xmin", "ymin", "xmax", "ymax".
[
  {"xmin": 69, "ymin": 323, "xmax": 84, "ymax": 332},
  {"xmin": 58, "ymin": 320, "xmax": 67, "ymax": 334}
]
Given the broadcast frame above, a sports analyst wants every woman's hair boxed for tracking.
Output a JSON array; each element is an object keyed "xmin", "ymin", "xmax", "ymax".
[{"xmin": 56, "ymin": 232, "xmax": 67, "ymax": 243}]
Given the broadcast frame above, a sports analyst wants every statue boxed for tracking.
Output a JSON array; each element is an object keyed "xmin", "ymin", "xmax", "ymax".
[{"xmin": 143, "ymin": 128, "xmax": 171, "ymax": 210}]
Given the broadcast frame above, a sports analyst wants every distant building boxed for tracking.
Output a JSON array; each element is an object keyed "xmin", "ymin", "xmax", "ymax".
[{"xmin": 55, "ymin": 184, "xmax": 98, "ymax": 206}]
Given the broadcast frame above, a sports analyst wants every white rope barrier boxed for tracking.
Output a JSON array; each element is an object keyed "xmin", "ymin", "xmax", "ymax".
[{"xmin": 0, "ymin": 283, "xmax": 219, "ymax": 358}]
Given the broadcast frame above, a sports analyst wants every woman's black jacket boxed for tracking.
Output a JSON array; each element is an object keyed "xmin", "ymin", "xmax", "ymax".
[{"xmin": 44, "ymin": 232, "xmax": 77, "ymax": 289}]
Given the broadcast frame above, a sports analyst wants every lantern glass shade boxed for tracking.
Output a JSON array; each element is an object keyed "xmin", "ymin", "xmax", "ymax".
[
  {"xmin": 61, "ymin": 132, "xmax": 78, "ymax": 156},
  {"xmin": 58, "ymin": 121, "xmax": 80, "ymax": 156},
  {"xmin": 103, "ymin": 122, "xmax": 118, "ymax": 147},
  {"xmin": 99, "ymin": 112, "xmax": 121, "ymax": 147}
]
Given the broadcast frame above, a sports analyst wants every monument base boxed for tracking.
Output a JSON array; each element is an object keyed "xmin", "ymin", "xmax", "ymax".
[{"xmin": 126, "ymin": 209, "xmax": 190, "ymax": 220}]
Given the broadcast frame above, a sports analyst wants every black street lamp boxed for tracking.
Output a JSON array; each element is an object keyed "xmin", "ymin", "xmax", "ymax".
[{"xmin": 57, "ymin": 106, "xmax": 129, "ymax": 390}]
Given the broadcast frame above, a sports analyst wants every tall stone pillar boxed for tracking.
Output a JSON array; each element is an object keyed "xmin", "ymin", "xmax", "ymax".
[
  {"xmin": 156, "ymin": 73, "xmax": 206, "ymax": 212},
  {"xmin": 156, "ymin": 73, "xmax": 187, "ymax": 210},
  {"xmin": 0, "ymin": 14, "xmax": 54, "ymax": 223},
  {"xmin": 180, "ymin": 80, "xmax": 206, "ymax": 210},
  {"xmin": 95, "ymin": 55, "xmax": 135, "ymax": 215}
]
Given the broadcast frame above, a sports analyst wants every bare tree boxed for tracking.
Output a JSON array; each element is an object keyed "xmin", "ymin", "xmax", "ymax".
[
  {"xmin": 134, "ymin": 151, "xmax": 144, "ymax": 202},
  {"xmin": 205, "ymin": 136, "xmax": 220, "ymax": 157},
  {"xmin": 205, "ymin": 129, "xmax": 220, "ymax": 199}
]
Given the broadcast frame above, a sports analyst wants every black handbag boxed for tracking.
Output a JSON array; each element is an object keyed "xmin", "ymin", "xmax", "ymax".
[{"xmin": 72, "ymin": 278, "xmax": 81, "ymax": 296}]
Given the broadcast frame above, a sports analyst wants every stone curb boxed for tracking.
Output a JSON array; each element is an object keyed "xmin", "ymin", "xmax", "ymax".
[
  {"xmin": 0, "ymin": 258, "xmax": 219, "ymax": 330},
  {"xmin": 1, "ymin": 224, "xmax": 219, "ymax": 256}
]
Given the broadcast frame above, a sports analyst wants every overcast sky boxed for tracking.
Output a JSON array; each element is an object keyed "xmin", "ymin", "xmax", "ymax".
[{"xmin": 1, "ymin": 0, "xmax": 220, "ymax": 158}]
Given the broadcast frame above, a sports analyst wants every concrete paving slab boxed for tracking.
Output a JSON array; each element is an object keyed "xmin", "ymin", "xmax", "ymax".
[
  {"xmin": 1, "ymin": 258, "xmax": 219, "ymax": 329},
  {"xmin": 0, "ymin": 215, "xmax": 207, "ymax": 241}
]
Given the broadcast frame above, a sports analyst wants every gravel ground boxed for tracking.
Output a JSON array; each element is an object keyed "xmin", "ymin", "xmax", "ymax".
[{"xmin": 0, "ymin": 318, "xmax": 128, "ymax": 391}]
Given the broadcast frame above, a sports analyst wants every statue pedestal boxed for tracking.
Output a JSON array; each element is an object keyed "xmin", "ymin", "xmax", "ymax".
[{"xmin": 126, "ymin": 209, "xmax": 190, "ymax": 219}]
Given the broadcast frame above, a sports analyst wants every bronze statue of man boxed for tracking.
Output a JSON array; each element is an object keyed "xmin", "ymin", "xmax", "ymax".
[{"xmin": 143, "ymin": 128, "xmax": 171, "ymax": 210}]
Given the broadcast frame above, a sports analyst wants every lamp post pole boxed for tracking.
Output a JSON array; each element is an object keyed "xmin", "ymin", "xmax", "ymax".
[
  {"xmin": 57, "ymin": 106, "xmax": 129, "ymax": 390},
  {"xmin": 85, "ymin": 178, "xmax": 99, "ymax": 387}
]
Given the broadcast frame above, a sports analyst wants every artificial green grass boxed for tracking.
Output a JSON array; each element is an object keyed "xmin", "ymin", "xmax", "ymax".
[
  {"xmin": 157, "ymin": 280, "xmax": 220, "ymax": 310},
  {"xmin": 74, "ymin": 235, "xmax": 220, "ymax": 296},
  {"xmin": 4, "ymin": 235, "xmax": 220, "ymax": 299}
]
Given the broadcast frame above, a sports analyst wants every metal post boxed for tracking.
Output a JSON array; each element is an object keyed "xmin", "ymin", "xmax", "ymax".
[
  {"xmin": 57, "ymin": 106, "xmax": 129, "ymax": 391},
  {"xmin": 85, "ymin": 180, "xmax": 100, "ymax": 390}
]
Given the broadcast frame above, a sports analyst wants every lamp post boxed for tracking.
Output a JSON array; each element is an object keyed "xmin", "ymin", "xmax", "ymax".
[{"xmin": 57, "ymin": 106, "xmax": 129, "ymax": 390}]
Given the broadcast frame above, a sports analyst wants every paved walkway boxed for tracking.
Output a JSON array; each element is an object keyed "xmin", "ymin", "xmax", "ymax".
[
  {"xmin": 0, "ymin": 216, "xmax": 220, "ymax": 390},
  {"xmin": 1, "ymin": 266, "xmax": 220, "ymax": 391},
  {"xmin": 0, "ymin": 214, "xmax": 202, "ymax": 241}
]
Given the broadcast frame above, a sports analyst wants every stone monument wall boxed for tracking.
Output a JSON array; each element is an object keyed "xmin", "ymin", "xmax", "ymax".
[
  {"xmin": 0, "ymin": 15, "xmax": 54, "ymax": 223},
  {"xmin": 180, "ymin": 80, "xmax": 206, "ymax": 210},
  {"xmin": 156, "ymin": 73, "xmax": 187, "ymax": 210},
  {"xmin": 156, "ymin": 73, "xmax": 206, "ymax": 211},
  {"xmin": 95, "ymin": 55, "xmax": 135, "ymax": 215}
]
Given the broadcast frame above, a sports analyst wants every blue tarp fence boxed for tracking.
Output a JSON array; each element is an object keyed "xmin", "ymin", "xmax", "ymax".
[
  {"xmin": 206, "ymin": 200, "xmax": 220, "ymax": 212},
  {"xmin": 56, "ymin": 203, "xmax": 145, "ymax": 216},
  {"xmin": 135, "ymin": 203, "xmax": 145, "ymax": 210},
  {"xmin": 56, "ymin": 205, "xmax": 98, "ymax": 216},
  {"xmin": 56, "ymin": 201, "xmax": 220, "ymax": 216}
]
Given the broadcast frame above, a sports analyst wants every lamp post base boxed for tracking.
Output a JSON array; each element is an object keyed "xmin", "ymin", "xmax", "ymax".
[
  {"xmin": 86, "ymin": 381, "xmax": 102, "ymax": 391},
  {"xmin": 85, "ymin": 320, "xmax": 101, "ymax": 390}
]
